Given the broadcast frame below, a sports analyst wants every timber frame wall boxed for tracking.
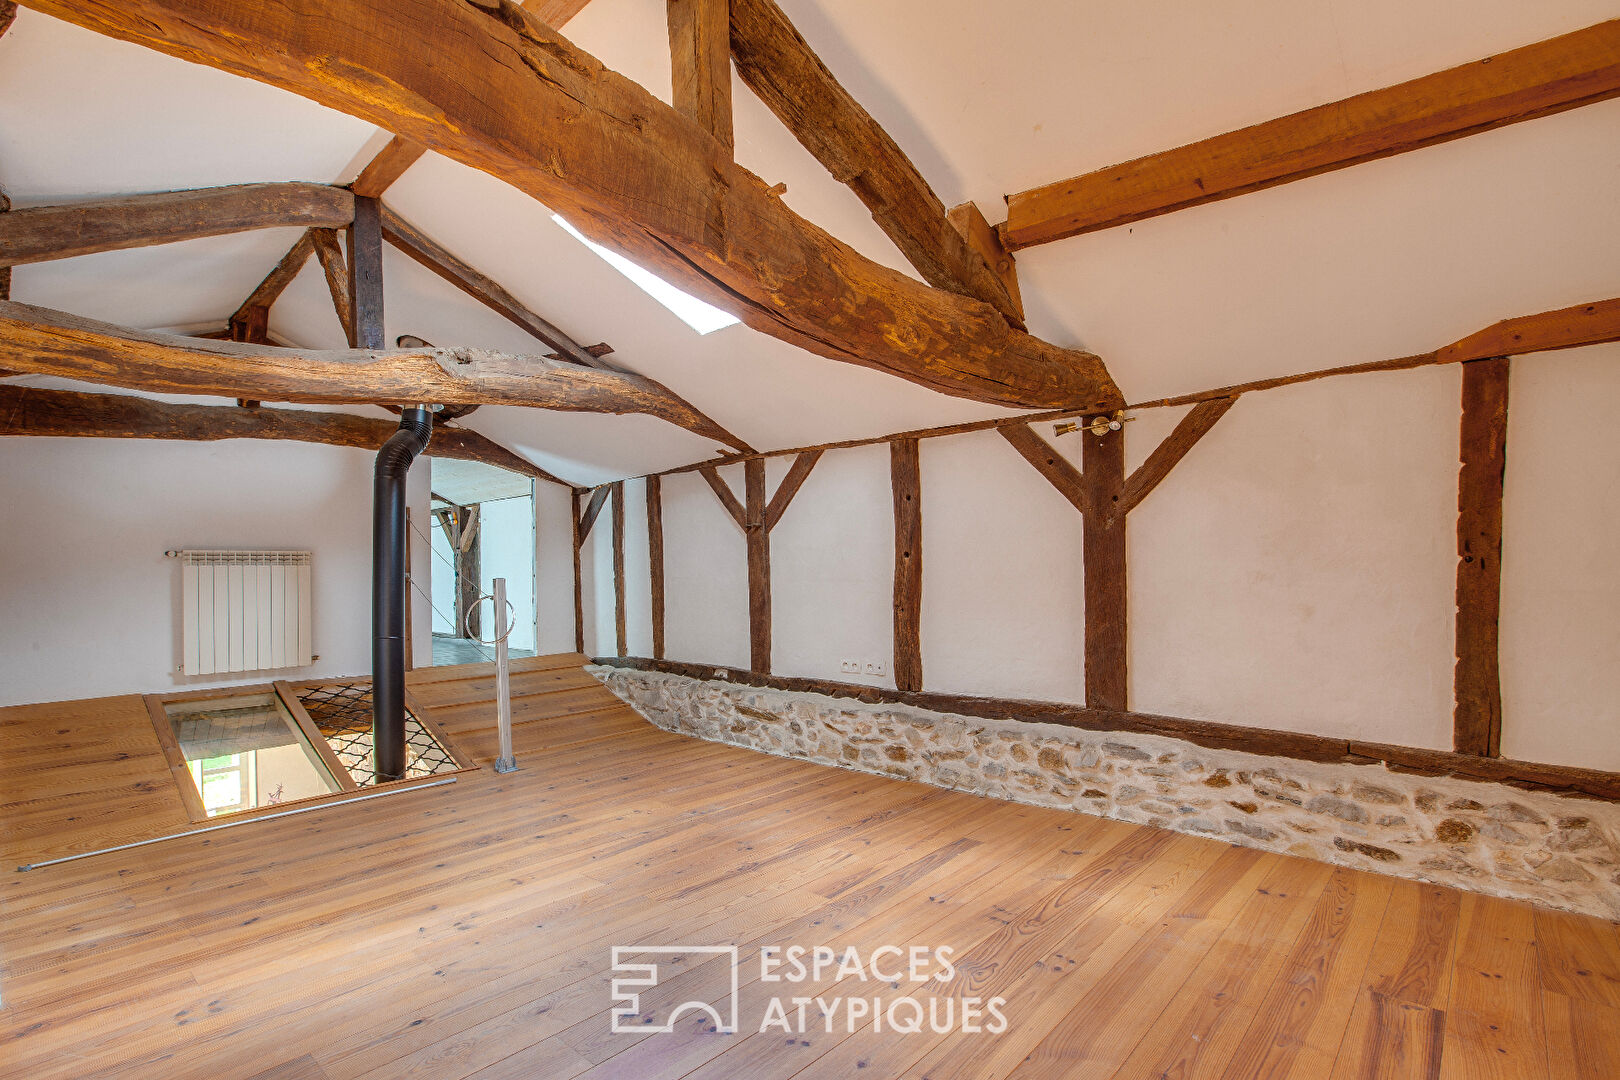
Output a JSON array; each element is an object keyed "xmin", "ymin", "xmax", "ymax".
[{"xmin": 573, "ymin": 299, "xmax": 1620, "ymax": 800}]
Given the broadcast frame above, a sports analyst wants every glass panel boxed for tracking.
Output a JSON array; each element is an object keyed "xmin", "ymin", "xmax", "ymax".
[{"xmin": 164, "ymin": 693, "xmax": 342, "ymax": 816}]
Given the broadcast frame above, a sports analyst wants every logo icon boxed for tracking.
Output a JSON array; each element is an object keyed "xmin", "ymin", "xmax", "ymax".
[{"xmin": 610, "ymin": 946, "xmax": 740, "ymax": 1034}]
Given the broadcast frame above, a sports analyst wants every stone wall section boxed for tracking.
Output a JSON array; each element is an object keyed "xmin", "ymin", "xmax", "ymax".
[{"xmin": 590, "ymin": 664, "xmax": 1620, "ymax": 920}]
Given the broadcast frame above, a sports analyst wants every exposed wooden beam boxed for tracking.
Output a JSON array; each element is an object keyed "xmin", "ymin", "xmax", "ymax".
[
  {"xmin": 890, "ymin": 438, "xmax": 922, "ymax": 692},
  {"xmin": 227, "ymin": 303, "xmax": 269, "ymax": 406},
  {"xmin": 643, "ymin": 297, "xmax": 1620, "ymax": 483},
  {"xmin": 25, "ymin": 0, "xmax": 1117, "ymax": 411},
  {"xmin": 0, "ymin": 183, "xmax": 353, "ymax": 266},
  {"xmin": 1133, "ymin": 297, "xmax": 1620, "ymax": 411},
  {"xmin": 1082, "ymin": 426, "xmax": 1127, "ymax": 711},
  {"xmin": 698, "ymin": 464, "xmax": 747, "ymax": 527},
  {"xmin": 728, "ymin": 0, "xmax": 1023, "ymax": 327},
  {"xmin": 453, "ymin": 504, "xmax": 481, "ymax": 639},
  {"xmin": 763, "ymin": 449, "xmax": 821, "ymax": 531},
  {"xmin": 0, "ymin": 384, "xmax": 570, "ymax": 484},
  {"xmin": 231, "ymin": 229, "xmax": 316, "ymax": 328},
  {"xmin": 1117, "ymin": 396, "xmax": 1238, "ymax": 517},
  {"xmin": 612, "ymin": 480, "xmax": 627, "ymax": 657},
  {"xmin": 947, "ymin": 201, "xmax": 1022, "ymax": 323},
  {"xmin": 998, "ymin": 423, "xmax": 1088, "ymax": 515},
  {"xmin": 379, "ymin": 205, "xmax": 609, "ymax": 370},
  {"xmin": 744, "ymin": 457, "xmax": 770, "ymax": 673},
  {"xmin": 0, "ymin": 187, "xmax": 10, "ymax": 300},
  {"xmin": 350, "ymin": 135, "xmax": 427, "ymax": 199},
  {"xmin": 346, "ymin": 195, "xmax": 384, "ymax": 350},
  {"xmin": 646, "ymin": 474, "xmax": 666, "ymax": 661},
  {"xmin": 698, "ymin": 461, "xmax": 774, "ymax": 671},
  {"xmin": 344, "ymin": 1, "xmax": 599, "ymax": 199},
  {"xmin": 1454, "ymin": 357, "xmax": 1510, "ymax": 758},
  {"xmin": 572, "ymin": 488, "xmax": 586, "ymax": 653},
  {"xmin": 576, "ymin": 485, "xmax": 612, "ymax": 545},
  {"xmin": 1438, "ymin": 298, "xmax": 1620, "ymax": 364},
  {"xmin": 604, "ymin": 656, "xmax": 1620, "ymax": 802},
  {"xmin": 1003, "ymin": 20, "xmax": 1620, "ymax": 248},
  {"xmin": 310, "ymin": 227, "xmax": 355, "ymax": 345},
  {"xmin": 0, "ymin": 300, "xmax": 745, "ymax": 442},
  {"xmin": 668, "ymin": 0, "xmax": 733, "ymax": 152},
  {"xmin": 382, "ymin": 205, "xmax": 748, "ymax": 451}
]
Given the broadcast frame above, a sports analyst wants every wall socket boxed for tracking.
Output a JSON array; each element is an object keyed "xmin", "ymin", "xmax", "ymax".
[{"xmin": 841, "ymin": 659, "xmax": 886, "ymax": 678}]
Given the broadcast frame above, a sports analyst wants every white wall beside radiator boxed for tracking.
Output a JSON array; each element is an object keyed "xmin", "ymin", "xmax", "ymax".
[{"xmin": 0, "ymin": 436, "xmax": 432, "ymax": 706}]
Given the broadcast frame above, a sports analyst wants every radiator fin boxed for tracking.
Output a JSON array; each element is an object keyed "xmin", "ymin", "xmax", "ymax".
[{"xmin": 178, "ymin": 551, "xmax": 313, "ymax": 675}]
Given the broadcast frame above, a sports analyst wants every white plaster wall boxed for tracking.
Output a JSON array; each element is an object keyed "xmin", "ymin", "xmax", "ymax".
[
  {"xmin": 769, "ymin": 444, "xmax": 895, "ymax": 687},
  {"xmin": 479, "ymin": 494, "xmax": 536, "ymax": 654},
  {"xmin": 534, "ymin": 482, "xmax": 579, "ymax": 655},
  {"xmin": 919, "ymin": 428, "xmax": 1087, "ymax": 704},
  {"xmin": 661, "ymin": 469, "xmax": 749, "ymax": 670},
  {"xmin": 0, "ymin": 437, "xmax": 431, "ymax": 706},
  {"xmin": 1130, "ymin": 367, "xmax": 1459, "ymax": 747},
  {"xmin": 584, "ymin": 352, "xmax": 1620, "ymax": 769},
  {"xmin": 1500, "ymin": 343, "xmax": 1620, "ymax": 772}
]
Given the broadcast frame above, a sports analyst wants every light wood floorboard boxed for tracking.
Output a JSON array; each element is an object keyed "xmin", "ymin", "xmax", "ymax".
[{"xmin": 3, "ymin": 653, "xmax": 1618, "ymax": 1079}]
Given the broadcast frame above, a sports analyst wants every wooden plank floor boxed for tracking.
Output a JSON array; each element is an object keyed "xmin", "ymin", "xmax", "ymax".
[{"xmin": 3, "ymin": 653, "xmax": 1618, "ymax": 1079}]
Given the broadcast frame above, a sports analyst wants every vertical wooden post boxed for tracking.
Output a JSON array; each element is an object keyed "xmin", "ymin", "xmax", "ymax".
[
  {"xmin": 1082, "ymin": 427, "xmax": 1128, "ymax": 711},
  {"xmin": 0, "ymin": 187, "xmax": 10, "ymax": 302},
  {"xmin": 647, "ymin": 474, "xmax": 666, "ymax": 660},
  {"xmin": 1455, "ymin": 356, "xmax": 1510, "ymax": 757},
  {"xmin": 612, "ymin": 481, "xmax": 627, "ymax": 657},
  {"xmin": 571, "ymin": 488, "xmax": 585, "ymax": 654},
  {"xmin": 891, "ymin": 439, "xmax": 923, "ymax": 691},
  {"xmin": 347, "ymin": 194, "xmax": 385, "ymax": 350},
  {"xmin": 454, "ymin": 505, "xmax": 481, "ymax": 640},
  {"xmin": 667, "ymin": 0, "xmax": 734, "ymax": 152},
  {"xmin": 745, "ymin": 457, "xmax": 770, "ymax": 672}
]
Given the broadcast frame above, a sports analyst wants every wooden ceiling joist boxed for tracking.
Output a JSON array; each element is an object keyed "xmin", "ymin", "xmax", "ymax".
[
  {"xmin": 728, "ymin": 0, "xmax": 1024, "ymax": 326},
  {"xmin": 350, "ymin": 135, "xmax": 428, "ymax": 199},
  {"xmin": 309, "ymin": 228, "xmax": 355, "ymax": 344},
  {"xmin": 668, "ymin": 0, "xmax": 734, "ymax": 151},
  {"xmin": 1003, "ymin": 19, "xmax": 1620, "ymax": 249},
  {"xmin": 379, "ymin": 205, "xmax": 609, "ymax": 370},
  {"xmin": 0, "ymin": 299, "xmax": 747, "ymax": 446},
  {"xmin": 344, "ymin": 1, "xmax": 598, "ymax": 199},
  {"xmin": 231, "ymin": 228, "xmax": 317, "ymax": 329},
  {"xmin": 0, "ymin": 183, "xmax": 354, "ymax": 266},
  {"xmin": 0, "ymin": 384, "xmax": 569, "ymax": 485},
  {"xmin": 21, "ymin": 0, "xmax": 1118, "ymax": 412}
]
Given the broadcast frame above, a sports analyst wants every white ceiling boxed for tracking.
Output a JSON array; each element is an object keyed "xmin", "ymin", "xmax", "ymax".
[{"xmin": 2, "ymin": 0, "xmax": 1616, "ymax": 485}]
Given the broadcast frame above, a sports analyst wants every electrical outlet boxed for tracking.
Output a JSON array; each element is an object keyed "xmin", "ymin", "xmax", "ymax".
[
  {"xmin": 863, "ymin": 661, "xmax": 886, "ymax": 677},
  {"xmin": 840, "ymin": 659, "xmax": 859, "ymax": 674}
]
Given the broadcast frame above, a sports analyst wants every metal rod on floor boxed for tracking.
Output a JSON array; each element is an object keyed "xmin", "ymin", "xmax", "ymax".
[
  {"xmin": 493, "ymin": 577, "xmax": 517, "ymax": 774},
  {"xmin": 16, "ymin": 777, "xmax": 458, "ymax": 872}
]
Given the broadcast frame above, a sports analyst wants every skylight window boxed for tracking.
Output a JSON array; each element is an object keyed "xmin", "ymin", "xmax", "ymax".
[{"xmin": 551, "ymin": 214, "xmax": 741, "ymax": 335}]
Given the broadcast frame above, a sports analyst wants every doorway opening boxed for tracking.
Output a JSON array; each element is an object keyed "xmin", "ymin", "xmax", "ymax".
[{"xmin": 428, "ymin": 458, "xmax": 537, "ymax": 667}]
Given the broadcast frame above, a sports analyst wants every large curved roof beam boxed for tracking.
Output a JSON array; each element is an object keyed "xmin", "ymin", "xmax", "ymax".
[{"xmin": 19, "ymin": 0, "xmax": 1120, "ymax": 412}]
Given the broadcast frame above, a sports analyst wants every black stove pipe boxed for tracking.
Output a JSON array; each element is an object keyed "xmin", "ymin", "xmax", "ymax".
[{"xmin": 373, "ymin": 406, "xmax": 433, "ymax": 781}]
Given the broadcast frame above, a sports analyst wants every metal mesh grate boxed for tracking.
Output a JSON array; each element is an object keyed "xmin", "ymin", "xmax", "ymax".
[{"xmin": 296, "ymin": 682, "xmax": 458, "ymax": 787}]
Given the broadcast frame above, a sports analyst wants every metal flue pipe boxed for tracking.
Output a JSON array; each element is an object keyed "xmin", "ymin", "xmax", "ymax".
[{"xmin": 373, "ymin": 405, "xmax": 432, "ymax": 781}]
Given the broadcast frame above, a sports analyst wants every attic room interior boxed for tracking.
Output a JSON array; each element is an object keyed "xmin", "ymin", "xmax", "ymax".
[{"xmin": 2, "ymin": 0, "xmax": 1619, "ymax": 1077}]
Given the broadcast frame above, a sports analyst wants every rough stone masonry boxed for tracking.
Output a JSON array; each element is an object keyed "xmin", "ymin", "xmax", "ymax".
[{"xmin": 591, "ymin": 664, "xmax": 1620, "ymax": 920}]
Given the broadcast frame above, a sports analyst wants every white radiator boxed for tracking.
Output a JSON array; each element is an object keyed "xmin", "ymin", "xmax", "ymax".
[{"xmin": 177, "ymin": 550, "xmax": 313, "ymax": 675}]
